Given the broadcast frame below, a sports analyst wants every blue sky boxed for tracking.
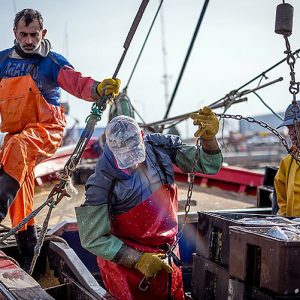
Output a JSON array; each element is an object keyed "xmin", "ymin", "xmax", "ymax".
[{"xmin": 1, "ymin": 0, "xmax": 300, "ymax": 138}]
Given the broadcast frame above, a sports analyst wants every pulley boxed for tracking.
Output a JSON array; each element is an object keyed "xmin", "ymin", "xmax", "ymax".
[{"xmin": 275, "ymin": 2, "xmax": 293, "ymax": 36}]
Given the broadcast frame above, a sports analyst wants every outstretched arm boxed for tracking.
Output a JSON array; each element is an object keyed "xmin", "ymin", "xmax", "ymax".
[
  {"xmin": 176, "ymin": 106, "xmax": 223, "ymax": 174},
  {"xmin": 57, "ymin": 66, "xmax": 120, "ymax": 102}
]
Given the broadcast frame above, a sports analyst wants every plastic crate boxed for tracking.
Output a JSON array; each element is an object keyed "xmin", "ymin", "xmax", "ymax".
[
  {"xmin": 229, "ymin": 278, "xmax": 300, "ymax": 300},
  {"xmin": 229, "ymin": 226, "xmax": 300, "ymax": 295},
  {"xmin": 191, "ymin": 254, "xmax": 229, "ymax": 300},
  {"xmin": 196, "ymin": 211, "xmax": 294, "ymax": 268}
]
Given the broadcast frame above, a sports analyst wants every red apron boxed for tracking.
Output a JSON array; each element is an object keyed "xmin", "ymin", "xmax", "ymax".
[
  {"xmin": 0, "ymin": 74, "xmax": 66, "ymax": 230},
  {"xmin": 97, "ymin": 184, "xmax": 185, "ymax": 300}
]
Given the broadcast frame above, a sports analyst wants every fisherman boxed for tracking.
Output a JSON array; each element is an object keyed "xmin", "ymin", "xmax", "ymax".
[
  {"xmin": 0, "ymin": 8, "xmax": 120, "ymax": 273},
  {"xmin": 274, "ymin": 101, "xmax": 300, "ymax": 216},
  {"xmin": 76, "ymin": 107, "xmax": 223, "ymax": 300}
]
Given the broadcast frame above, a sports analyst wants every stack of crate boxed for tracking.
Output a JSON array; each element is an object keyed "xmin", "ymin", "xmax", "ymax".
[
  {"xmin": 228, "ymin": 226, "xmax": 300, "ymax": 299},
  {"xmin": 190, "ymin": 211, "xmax": 296, "ymax": 300}
]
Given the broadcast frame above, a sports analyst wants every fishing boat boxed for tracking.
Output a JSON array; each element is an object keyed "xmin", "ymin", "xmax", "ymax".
[{"xmin": 1, "ymin": 1, "xmax": 300, "ymax": 299}]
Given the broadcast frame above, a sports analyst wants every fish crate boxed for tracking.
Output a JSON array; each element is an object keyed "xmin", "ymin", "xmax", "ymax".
[
  {"xmin": 191, "ymin": 253, "xmax": 229, "ymax": 300},
  {"xmin": 196, "ymin": 211, "xmax": 294, "ymax": 268},
  {"xmin": 229, "ymin": 226, "xmax": 300, "ymax": 295},
  {"xmin": 228, "ymin": 278, "xmax": 300, "ymax": 300}
]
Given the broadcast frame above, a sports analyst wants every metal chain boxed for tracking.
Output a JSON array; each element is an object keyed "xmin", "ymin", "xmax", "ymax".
[
  {"xmin": 283, "ymin": 35, "xmax": 300, "ymax": 153},
  {"xmin": 284, "ymin": 35, "xmax": 300, "ymax": 101},
  {"xmin": 216, "ymin": 113, "xmax": 300, "ymax": 166},
  {"xmin": 184, "ymin": 138, "xmax": 201, "ymax": 219},
  {"xmin": 217, "ymin": 113, "xmax": 289, "ymax": 150},
  {"xmin": 164, "ymin": 138, "xmax": 201, "ymax": 258}
]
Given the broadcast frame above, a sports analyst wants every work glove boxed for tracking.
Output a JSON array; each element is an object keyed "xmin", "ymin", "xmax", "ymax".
[
  {"xmin": 97, "ymin": 78, "xmax": 121, "ymax": 99},
  {"xmin": 135, "ymin": 252, "xmax": 172, "ymax": 278},
  {"xmin": 190, "ymin": 106, "xmax": 219, "ymax": 140}
]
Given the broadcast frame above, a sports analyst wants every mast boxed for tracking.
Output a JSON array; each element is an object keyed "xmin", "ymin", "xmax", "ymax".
[
  {"xmin": 12, "ymin": 0, "xmax": 17, "ymax": 14},
  {"xmin": 159, "ymin": 1, "xmax": 170, "ymax": 108}
]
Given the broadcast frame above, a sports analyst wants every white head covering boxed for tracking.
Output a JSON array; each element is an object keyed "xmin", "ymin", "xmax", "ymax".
[{"xmin": 106, "ymin": 115, "xmax": 146, "ymax": 169}]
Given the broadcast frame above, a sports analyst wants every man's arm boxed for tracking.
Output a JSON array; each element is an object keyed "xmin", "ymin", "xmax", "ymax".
[
  {"xmin": 57, "ymin": 66, "xmax": 120, "ymax": 102},
  {"xmin": 75, "ymin": 204, "xmax": 124, "ymax": 260},
  {"xmin": 175, "ymin": 141, "xmax": 222, "ymax": 175},
  {"xmin": 200, "ymin": 137, "xmax": 220, "ymax": 154},
  {"xmin": 76, "ymin": 204, "xmax": 172, "ymax": 277},
  {"xmin": 57, "ymin": 66, "xmax": 99, "ymax": 101}
]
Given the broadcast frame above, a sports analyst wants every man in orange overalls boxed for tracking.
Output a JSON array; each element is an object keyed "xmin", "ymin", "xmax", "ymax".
[{"xmin": 0, "ymin": 8, "xmax": 120, "ymax": 274}]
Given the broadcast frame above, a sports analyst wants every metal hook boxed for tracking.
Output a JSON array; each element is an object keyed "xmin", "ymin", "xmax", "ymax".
[{"xmin": 139, "ymin": 276, "xmax": 150, "ymax": 291}]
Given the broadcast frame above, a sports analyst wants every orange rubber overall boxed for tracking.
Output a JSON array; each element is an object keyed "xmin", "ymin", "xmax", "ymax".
[{"xmin": 0, "ymin": 74, "xmax": 66, "ymax": 230}]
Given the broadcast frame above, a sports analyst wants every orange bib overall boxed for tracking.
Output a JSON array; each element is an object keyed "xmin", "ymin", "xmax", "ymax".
[{"xmin": 0, "ymin": 74, "xmax": 66, "ymax": 230}]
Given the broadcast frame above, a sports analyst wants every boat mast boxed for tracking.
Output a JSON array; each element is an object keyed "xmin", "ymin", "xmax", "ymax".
[
  {"xmin": 12, "ymin": 0, "xmax": 17, "ymax": 14},
  {"xmin": 159, "ymin": 1, "xmax": 170, "ymax": 108}
]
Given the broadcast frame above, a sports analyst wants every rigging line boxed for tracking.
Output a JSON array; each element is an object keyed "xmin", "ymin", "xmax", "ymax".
[
  {"xmin": 144, "ymin": 76, "xmax": 282, "ymax": 129},
  {"xmin": 12, "ymin": 0, "xmax": 17, "ymax": 14},
  {"xmin": 159, "ymin": 0, "xmax": 169, "ymax": 107},
  {"xmin": 124, "ymin": 0, "xmax": 164, "ymax": 91},
  {"xmin": 140, "ymin": 97, "xmax": 248, "ymax": 129},
  {"xmin": 131, "ymin": 102, "xmax": 147, "ymax": 124},
  {"xmin": 163, "ymin": 0, "xmax": 210, "ymax": 121},
  {"xmin": 209, "ymin": 48, "xmax": 300, "ymax": 108},
  {"xmin": 253, "ymin": 91, "xmax": 284, "ymax": 121},
  {"xmin": 237, "ymin": 49, "xmax": 300, "ymax": 91}
]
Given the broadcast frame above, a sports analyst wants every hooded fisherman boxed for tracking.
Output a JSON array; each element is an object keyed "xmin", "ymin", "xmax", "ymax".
[{"xmin": 76, "ymin": 108, "xmax": 223, "ymax": 300}]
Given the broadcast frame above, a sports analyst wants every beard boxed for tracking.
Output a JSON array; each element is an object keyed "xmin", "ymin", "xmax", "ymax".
[{"xmin": 19, "ymin": 41, "xmax": 41, "ymax": 54}]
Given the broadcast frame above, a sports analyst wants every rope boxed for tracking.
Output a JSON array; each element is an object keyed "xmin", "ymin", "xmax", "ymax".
[{"xmin": 209, "ymin": 49, "xmax": 300, "ymax": 109}]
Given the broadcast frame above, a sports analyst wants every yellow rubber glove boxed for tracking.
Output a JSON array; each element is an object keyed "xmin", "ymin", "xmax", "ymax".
[
  {"xmin": 97, "ymin": 78, "xmax": 121, "ymax": 98},
  {"xmin": 190, "ymin": 106, "xmax": 219, "ymax": 140},
  {"xmin": 135, "ymin": 253, "xmax": 172, "ymax": 278}
]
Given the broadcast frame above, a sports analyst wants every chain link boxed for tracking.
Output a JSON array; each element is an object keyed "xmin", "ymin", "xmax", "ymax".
[
  {"xmin": 216, "ymin": 113, "xmax": 300, "ymax": 167},
  {"xmin": 284, "ymin": 36, "xmax": 300, "ymax": 101},
  {"xmin": 216, "ymin": 113, "xmax": 290, "ymax": 150},
  {"xmin": 282, "ymin": 35, "xmax": 300, "ymax": 150},
  {"xmin": 164, "ymin": 138, "xmax": 201, "ymax": 258}
]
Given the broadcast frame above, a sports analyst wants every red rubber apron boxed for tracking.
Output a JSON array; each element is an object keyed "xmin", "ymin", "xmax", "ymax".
[
  {"xmin": 0, "ymin": 74, "xmax": 66, "ymax": 230},
  {"xmin": 97, "ymin": 184, "xmax": 185, "ymax": 300}
]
